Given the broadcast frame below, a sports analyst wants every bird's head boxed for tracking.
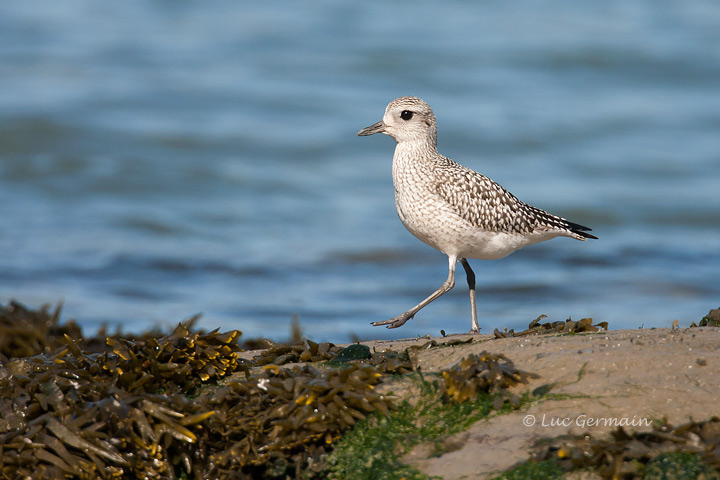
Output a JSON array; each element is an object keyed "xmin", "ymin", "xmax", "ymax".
[{"xmin": 358, "ymin": 96, "xmax": 437, "ymax": 146}]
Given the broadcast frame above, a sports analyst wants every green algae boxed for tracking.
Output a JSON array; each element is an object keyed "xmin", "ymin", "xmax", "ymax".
[
  {"xmin": 329, "ymin": 344, "xmax": 372, "ymax": 365},
  {"xmin": 490, "ymin": 460, "xmax": 565, "ymax": 480},
  {"xmin": 326, "ymin": 369, "xmax": 536, "ymax": 480},
  {"xmin": 644, "ymin": 452, "xmax": 718, "ymax": 480}
]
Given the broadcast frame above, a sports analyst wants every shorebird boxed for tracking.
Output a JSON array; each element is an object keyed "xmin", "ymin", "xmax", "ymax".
[{"xmin": 358, "ymin": 96, "xmax": 596, "ymax": 333}]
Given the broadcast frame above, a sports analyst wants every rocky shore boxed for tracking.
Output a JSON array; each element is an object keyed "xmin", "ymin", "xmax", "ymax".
[
  {"xmin": 370, "ymin": 325, "xmax": 720, "ymax": 478},
  {"xmin": 2, "ymin": 301, "xmax": 719, "ymax": 479}
]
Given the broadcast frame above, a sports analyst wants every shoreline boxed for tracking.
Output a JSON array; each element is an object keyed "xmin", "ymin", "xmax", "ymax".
[{"xmin": 3, "ymin": 301, "xmax": 719, "ymax": 479}]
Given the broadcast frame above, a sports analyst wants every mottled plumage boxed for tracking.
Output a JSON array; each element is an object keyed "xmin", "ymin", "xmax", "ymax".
[
  {"xmin": 358, "ymin": 96, "xmax": 596, "ymax": 333},
  {"xmin": 433, "ymin": 159, "xmax": 592, "ymax": 238}
]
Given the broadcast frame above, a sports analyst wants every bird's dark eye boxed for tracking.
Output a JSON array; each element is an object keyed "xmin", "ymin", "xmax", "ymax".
[{"xmin": 400, "ymin": 110, "xmax": 414, "ymax": 121}]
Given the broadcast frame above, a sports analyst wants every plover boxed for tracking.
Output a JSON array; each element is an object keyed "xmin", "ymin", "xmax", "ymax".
[{"xmin": 358, "ymin": 96, "xmax": 596, "ymax": 333}]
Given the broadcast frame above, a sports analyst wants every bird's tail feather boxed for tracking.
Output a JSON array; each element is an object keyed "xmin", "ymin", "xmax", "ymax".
[{"xmin": 566, "ymin": 221, "xmax": 597, "ymax": 240}]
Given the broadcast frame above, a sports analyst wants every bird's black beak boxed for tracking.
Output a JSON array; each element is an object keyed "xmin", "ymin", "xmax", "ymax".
[{"xmin": 357, "ymin": 120, "xmax": 386, "ymax": 136}]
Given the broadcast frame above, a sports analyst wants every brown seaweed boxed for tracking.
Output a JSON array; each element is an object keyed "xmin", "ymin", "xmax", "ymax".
[
  {"xmin": 204, "ymin": 363, "xmax": 390, "ymax": 473},
  {"xmin": 0, "ymin": 312, "xmax": 249, "ymax": 479},
  {"xmin": 534, "ymin": 417, "xmax": 720, "ymax": 479},
  {"xmin": 0, "ymin": 301, "xmax": 82, "ymax": 359},
  {"xmin": 494, "ymin": 315, "xmax": 609, "ymax": 338},
  {"xmin": 0, "ymin": 301, "xmax": 396, "ymax": 479},
  {"xmin": 690, "ymin": 307, "xmax": 720, "ymax": 328},
  {"xmin": 252, "ymin": 339, "xmax": 343, "ymax": 366},
  {"xmin": 0, "ymin": 301, "xmax": 542, "ymax": 479},
  {"xmin": 440, "ymin": 351, "xmax": 540, "ymax": 407}
]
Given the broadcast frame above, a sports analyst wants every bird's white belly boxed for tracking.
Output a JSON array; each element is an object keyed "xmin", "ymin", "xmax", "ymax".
[{"xmin": 395, "ymin": 194, "xmax": 557, "ymax": 260}]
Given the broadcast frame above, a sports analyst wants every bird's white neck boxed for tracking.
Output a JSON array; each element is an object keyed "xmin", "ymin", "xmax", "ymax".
[{"xmin": 392, "ymin": 139, "xmax": 439, "ymax": 164}]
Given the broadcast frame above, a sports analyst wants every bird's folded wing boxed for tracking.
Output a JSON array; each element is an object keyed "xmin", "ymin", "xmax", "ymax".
[{"xmin": 433, "ymin": 169, "xmax": 536, "ymax": 234}]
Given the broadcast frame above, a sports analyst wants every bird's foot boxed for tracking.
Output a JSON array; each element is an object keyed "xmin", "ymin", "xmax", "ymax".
[
  {"xmin": 468, "ymin": 327, "xmax": 481, "ymax": 334},
  {"xmin": 372, "ymin": 312, "xmax": 414, "ymax": 329}
]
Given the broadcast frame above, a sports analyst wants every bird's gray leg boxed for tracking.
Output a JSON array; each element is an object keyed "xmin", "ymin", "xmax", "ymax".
[
  {"xmin": 373, "ymin": 255, "xmax": 457, "ymax": 329},
  {"xmin": 459, "ymin": 258, "xmax": 480, "ymax": 333}
]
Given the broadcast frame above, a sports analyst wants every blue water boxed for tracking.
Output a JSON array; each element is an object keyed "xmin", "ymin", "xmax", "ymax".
[{"xmin": 1, "ymin": 1, "xmax": 719, "ymax": 342}]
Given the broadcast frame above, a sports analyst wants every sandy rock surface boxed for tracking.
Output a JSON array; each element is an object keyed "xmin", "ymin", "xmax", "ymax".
[{"xmin": 362, "ymin": 327, "xmax": 720, "ymax": 479}]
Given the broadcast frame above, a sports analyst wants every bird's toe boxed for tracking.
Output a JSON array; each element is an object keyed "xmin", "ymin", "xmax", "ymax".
[{"xmin": 373, "ymin": 312, "xmax": 414, "ymax": 329}]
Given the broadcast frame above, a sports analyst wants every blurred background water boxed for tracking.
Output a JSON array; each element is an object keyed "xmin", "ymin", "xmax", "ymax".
[{"xmin": 1, "ymin": 1, "xmax": 718, "ymax": 342}]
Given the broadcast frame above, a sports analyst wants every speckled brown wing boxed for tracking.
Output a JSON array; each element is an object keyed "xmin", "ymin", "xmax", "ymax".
[
  {"xmin": 432, "ymin": 160, "xmax": 533, "ymax": 234},
  {"xmin": 433, "ymin": 158, "xmax": 596, "ymax": 239}
]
